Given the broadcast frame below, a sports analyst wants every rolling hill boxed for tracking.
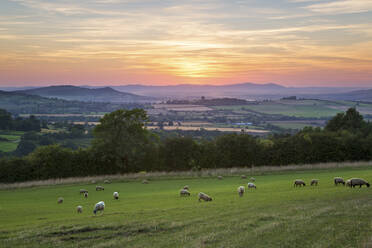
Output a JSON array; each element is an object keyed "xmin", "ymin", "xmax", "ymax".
[{"xmin": 16, "ymin": 85, "xmax": 155, "ymax": 103}]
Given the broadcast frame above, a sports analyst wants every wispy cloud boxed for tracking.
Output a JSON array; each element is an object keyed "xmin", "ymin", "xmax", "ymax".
[{"xmin": 305, "ymin": 0, "xmax": 372, "ymax": 14}]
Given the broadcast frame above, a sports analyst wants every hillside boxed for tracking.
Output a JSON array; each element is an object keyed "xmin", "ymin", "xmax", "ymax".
[
  {"xmin": 325, "ymin": 89, "xmax": 372, "ymax": 102},
  {"xmin": 0, "ymin": 90, "xmax": 147, "ymax": 114},
  {"xmin": 17, "ymin": 85, "xmax": 155, "ymax": 103}
]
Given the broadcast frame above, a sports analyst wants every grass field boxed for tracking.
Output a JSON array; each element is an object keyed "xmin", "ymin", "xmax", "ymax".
[
  {"xmin": 2, "ymin": 166, "xmax": 372, "ymax": 247},
  {"xmin": 0, "ymin": 131, "xmax": 23, "ymax": 152}
]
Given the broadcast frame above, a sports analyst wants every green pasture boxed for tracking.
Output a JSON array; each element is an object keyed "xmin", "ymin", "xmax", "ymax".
[
  {"xmin": 1, "ymin": 167, "xmax": 372, "ymax": 247},
  {"xmin": 0, "ymin": 131, "xmax": 23, "ymax": 152}
]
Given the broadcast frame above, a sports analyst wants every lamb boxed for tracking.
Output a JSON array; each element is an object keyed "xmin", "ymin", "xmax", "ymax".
[
  {"xmin": 57, "ymin": 197, "xmax": 64, "ymax": 204},
  {"xmin": 346, "ymin": 179, "xmax": 352, "ymax": 187},
  {"xmin": 241, "ymin": 175, "xmax": 247, "ymax": 179},
  {"xmin": 104, "ymin": 179, "xmax": 111, "ymax": 184},
  {"xmin": 79, "ymin": 189, "xmax": 88, "ymax": 194},
  {"xmin": 310, "ymin": 179, "xmax": 319, "ymax": 186},
  {"xmin": 349, "ymin": 178, "xmax": 370, "ymax": 188},
  {"xmin": 142, "ymin": 179, "xmax": 149, "ymax": 184},
  {"xmin": 218, "ymin": 176, "xmax": 223, "ymax": 180},
  {"xmin": 334, "ymin": 177, "xmax": 345, "ymax": 186},
  {"xmin": 96, "ymin": 185, "xmax": 104, "ymax": 191},
  {"xmin": 180, "ymin": 189, "xmax": 191, "ymax": 196},
  {"xmin": 250, "ymin": 177, "xmax": 256, "ymax": 182},
  {"xmin": 237, "ymin": 186, "xmax": 245, "ymax": 197},
  {"xmin": 198, "ymin": 192, "xmax": 212, "ymax": 202},
  {"xmin": 113, "ymin": 192, "xmax": 119, "ymax": 200},
  {"xmin": 84, "ymin": 192, "xmax": 88, "ymax": 198},
  {"xmin": 77, "ymin": 205, "xmax": 83, "ymax": 213},
  {"xmin": 294, "ymin": 179, "xmax": 306, "ymax": 187},
  {"xmin": 247, "ymin": 182, "xmax": 257, "ymax": 189},
  {"xmin": 93, "ymin": 201, "xmax": 105, "ymax": 215},
  {"xmin": 183, "ymin": 185, "xmax": 189, "ymax": 190}
]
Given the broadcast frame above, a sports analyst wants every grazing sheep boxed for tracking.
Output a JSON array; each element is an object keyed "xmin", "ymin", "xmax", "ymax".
[
  {"xmin": 183, "ymin": 185, "xmax": 189, "ymax": 190},
  {"xmin": 218, "ymin": 176, "xmax": 223, "ymax": 180},
  {"xmin": 93, "ymin": 201, "xmax": 105, "ymax": 215},
  {"xmin": 310, "ymin": 179, "xmax": 319, "ymax": 186},
  {"xmin": 294, "ymin": 179, "xmax": 306, "ymax": 187},
  {"xmin": 84, "ymin": 192, "xmax": 88, "ymax": 198},
  {"xmin": 79, "ymin": 189, "xmax": 88, "ymax": 194},
  {"xmin": 334, "ymin": 177, "xmax": 345, "ymax": 186},
  {"xmin": 142, "ymin": 179, "xmax": 149, "ymax": 184},
  {"xmin": 104, "ymin": 179, "xmax": 111, "ymax": 184},
  {"xmin": 247, "ymin": 182, "xmax": 257, "ymax": 189},
  {"xmin": 113, "ymin": 192, "xmax": 119, "ymax": 200},
  {"xmin": 91, "ymin": 180, "xmax": 96, "ymax": 184},
  {"xmin": 57, "ymin": 197, "xmax": 64, "ymax": 204},
  {"xmin": 250, "ymin": 177, "xmax": 256, "ymax": 182},
  {"xmin": 180, "ymin": 189, "xmax": 191, "ymax": 196},
  {"xmin": 237, "ymin": 186, "xmax": 245, "ymax": 197},
  {"xmin": 198, "ymin": 192, "xmax": 212, "ymax": 202},
  {"xmin": 346, "ymin": 179, "xmax": 352, "ymax": 187},
  {"xmin": 96, "ymin": 185, "xmax": 104, "ymax": 191},
  {"xmin": 241, "ymin": 175, "xmax": 247, "ymax": 179},
  {"xmin": 77, "ymin": 205, "xmax": 83, "ymax": 213},
  {"xmin": 349, "ymin": 178, "xmax": 370, "ymax": 188}
]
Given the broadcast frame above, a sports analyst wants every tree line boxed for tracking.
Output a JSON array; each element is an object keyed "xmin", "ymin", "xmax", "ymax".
[{"xmin": 1, "ymin": 108, "xmax": 372, "ymax": 183}]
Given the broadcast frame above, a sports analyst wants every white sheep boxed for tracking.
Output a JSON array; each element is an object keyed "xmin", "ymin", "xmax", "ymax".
[
  {"xmin": 346, "ymin": 179, "xmax": 351, "ymax": 187},
  {"xmin": 77, "ymin": 205, "xmax": 83, "ymax": 213},
  {"xmin": 334, "ymin": 177, "xmax": 345, "ymax": 186},
  {"xmin": 247, "ymin": 182, "xmax": 257, "ymax": 189},
  {"xmin": 237, "ymin": 186, "xmax": 245, "ymax": 197},
  {"xmin": 142, "ymin": 179, "xmax": 149, "ymax": 184},
  {"xmin": 217, "ymin": 176, "xmax": 223, "ymax": 180},
  {"xmin": 310, "ymin": 179, "xmax": 319, "ymax": 186},
  {"xmin": 79, "ymin": 189, "xmax": 88, "ymax": 194},
  {"xmin": 183, "ymin": 185, "xmax": 189, "ymax": 190},
  {"xmin": 198, "ymin": 192, "xmax": 212, "ymax": 202},
  {"xmin": 349, "ymin": 178, "xmax": 370, "ymax": 188},
  {"xmin": 96, "ymin": 185, "xmax": 104, "ymax": 191},
  {"xmin": 104, "ymin": 179, "xmax": 111, "ymax": 184},
  {"xmin": 241, "ymin": 175, "xmax": 247, "ymax": 179},
  {"xmin": 57, "ymin": 197, "xmax": 64, "ymax": 204},
  {"xmin": 180, "ymin": 189, "xmax": 191, "ymax": 196},
  {"xmin": 294, "ymin": 179, "xmax": 306, "ymax": 187},
  {"xmin": 93, "ymin": 201, "xmax": 105, "ymax": 215},
  {"xmin": 113, "ymin": 192, "xmax": 119, "ymax": 200},
  {"xmin": 250, "ymin": 177, "xmax": 256, "ymax": 182},
  {"xmin": 84, "ymin": 192, "xmax": 88, "ymax": 198}
]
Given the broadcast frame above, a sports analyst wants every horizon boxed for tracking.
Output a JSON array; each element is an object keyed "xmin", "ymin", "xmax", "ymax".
[{"xmin": 1, "ymin": 0, "xmax": 372, "ymax": 87}]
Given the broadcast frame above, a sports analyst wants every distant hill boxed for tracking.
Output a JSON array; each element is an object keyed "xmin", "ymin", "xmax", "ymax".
[
  {"xmin": 321, "ymin": 89, "xmax": 372, "ymax": 102},
  {"xmin": 0, "ymin": 90, "xmax": 147, "ymax": 114},
  {"xmin": 16, "ymin": 85, "xmax": 155, "ymax": 103}
]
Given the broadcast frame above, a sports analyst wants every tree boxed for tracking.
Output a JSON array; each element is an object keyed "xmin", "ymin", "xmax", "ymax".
[
  {"xmin": 325, "ymin": 108, "xmax": 365, "ymax": 132},
  {"xmin": 91, "ymin": 109, "xmax": 154, "ymax": 173},
  {"xmin": 0, "ymin": 109, "xmax": 13, "ymax": 130}
]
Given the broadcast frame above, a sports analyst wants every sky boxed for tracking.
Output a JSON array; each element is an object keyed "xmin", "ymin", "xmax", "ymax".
[{"xmin": 0, "ymin": 0, "xmax": 372, "ymax": 87}]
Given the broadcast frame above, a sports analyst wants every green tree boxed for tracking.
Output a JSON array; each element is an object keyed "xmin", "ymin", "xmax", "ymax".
[
  {"xmin": 325, "ymin": 108, "xmax": 365, "ymax": 132},
  {"xmin": 92, "ymin": 109, "xmax": 154, "ymax": 173}
]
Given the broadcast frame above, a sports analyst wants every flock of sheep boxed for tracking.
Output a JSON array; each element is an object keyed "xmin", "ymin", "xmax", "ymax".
[{"xmin": 56, "ymin": 175, "xmax": 370, "ymax": 215}]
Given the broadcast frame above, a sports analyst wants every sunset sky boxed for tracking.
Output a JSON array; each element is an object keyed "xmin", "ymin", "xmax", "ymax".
[{"xmin": 0, "ymin": 0, "xmax": 371, "ymax": 87}]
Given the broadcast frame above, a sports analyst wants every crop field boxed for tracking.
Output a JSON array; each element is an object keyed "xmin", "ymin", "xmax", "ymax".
[
  {"xmin": 2, "ymin": 166, "xmax": 372, "ymax": 247},
  {"xmin": 0, "ymin": 131, "xmax": 23, "ymax": 152}
]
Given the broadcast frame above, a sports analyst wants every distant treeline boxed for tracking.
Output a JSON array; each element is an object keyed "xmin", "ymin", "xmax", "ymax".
[
  {"xmin": 1, "ymin": 108, "xmax": 372, "ymax": 183},
  {"xmin": 0, "ymin": 109, "xmax": 41, "ymax": 132}
]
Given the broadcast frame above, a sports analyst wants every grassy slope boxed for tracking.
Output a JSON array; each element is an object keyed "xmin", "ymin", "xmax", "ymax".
[
  {"xmin": 1, "ymin": 167, "xmax": 372, "ymax": 247},
  {"xmin": 0, "ymin": 131, "xmax": 23, "ymax": 152}
]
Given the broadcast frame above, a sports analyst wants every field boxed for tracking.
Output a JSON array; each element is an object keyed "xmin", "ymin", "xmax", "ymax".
[
  {"xmin": 2, "ymin": 166, "xmax": 372, "ymax": 247},
  {"xmin": 0, "ymin": 131, "xmax": 23, "ymax": 152}
]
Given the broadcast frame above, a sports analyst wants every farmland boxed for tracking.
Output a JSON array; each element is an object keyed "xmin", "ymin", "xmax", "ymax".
[
  {"xmin": 2, "ymin": 165, "xmax": 372, "ymax": 247},
  {"xmin": 0, "ymin": 131, "xmax": 23, "ymax": 152}
]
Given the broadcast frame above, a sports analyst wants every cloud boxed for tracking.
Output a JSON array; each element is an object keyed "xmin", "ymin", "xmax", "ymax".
[{"xmin": 305, "ymin": 0, "xmax": 372, "ymax": 14}]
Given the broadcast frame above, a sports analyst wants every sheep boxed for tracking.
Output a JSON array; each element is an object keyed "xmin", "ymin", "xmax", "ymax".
[
  {"xmin": 294, "ymin": 179, "xmax": 306, "ymax": 187},
  {"xmin": 104, "ymin": 179, "xmax": 111, "ymax": 184},
  {"xmin": 241, "ymin": 175, "xmax": 247, "ymax": 179},
  {"xmin": 57, "ymin": 197, "xmax": 64, "ymax": 204},
  {"xmin": 84, "ymin": 192, "xmax": 88, "ymax": 198},
  {"xmin": 180, "ymin": 189, "xmax": 191, "ymax": 196},
  {"xmin": 346, "ymin": 179, "xmax": 352, "ymax": 187},
  {"xmin": 96, "ymin": 185, "xmax": 104, "ymax": 191},
  {"xmin": 349, "ymin": 178, "xmax": 370, "ymax": 188},
  {"xmin": 237, "ymin": 186, "xmax": 245, "ymax": 197},
  {"xmin": 218, "ymin": 176, "xmax": 223, "ymax": 180},
  {"xmin": 79, "ymin": 189, "xmax": 88, "ymax": 194},
  {"xmin": 183, "ymin": 185, "xmax": 189, "ymax": 190},
  {"xmin": 93, "ymin": 201, "xmax": 105, "ymax": 215},
  {"xmin": 142, "ymin": 179, "xmax": 149, "ymax": 184},
  {"xmin": 91, "ymin": 180, "xmax": 96, "ymax": 184},
  {"xmin": 334, "ymin": 177, "xmax": 345, "ymax": 186},
  {"xmin": 77, "ymin": 205, "xmax": 83, "ymax": 213},
  {"xmin": 198, "ymin": 192, "xmax": 212, "ymax": 202},
  {"xmin": 310, "ymin": 179, "xmax": 319, "ymax": 186},
  {"xmin": 247, "ymin": 182, "xmax": 257, "ymax": 189},
  {"xmin": 250, "ymin": 177, "xmax": 256, "ymax": 182},
  {"xmin": 113, "ymin": 192, "xmax": 119, "ymax": 200}
]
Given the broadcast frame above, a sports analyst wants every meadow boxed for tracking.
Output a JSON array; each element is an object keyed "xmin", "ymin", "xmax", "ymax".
[
  {"xmin": 1, "ymin": 166, "xmax": 372, "ymax": 247},
  {"xmin": 0, "ymin": 131, "xmax": 23, "ymax": 152}
]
